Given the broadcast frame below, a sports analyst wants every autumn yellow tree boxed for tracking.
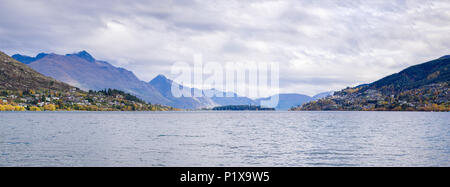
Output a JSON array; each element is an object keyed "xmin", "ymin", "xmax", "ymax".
[
  {"xmin": 43, "ymin": 104, "xmax": 56, "ymax": 111},
  {"xmin": 87, "ymin": 105, "xmax": 99, "ymax": 111},
  {"xmin": 14, "ymin": 106, "xmax": 25, "ymax": 111},
  {"xmin": 29, "ymin": 106, "xmax": 41, "ymax": 111}
]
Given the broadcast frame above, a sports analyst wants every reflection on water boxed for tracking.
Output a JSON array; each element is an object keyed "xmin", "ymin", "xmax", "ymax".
[{"xmin": 0, "ymin": 111, "xmax": 449, "ymax": 166}]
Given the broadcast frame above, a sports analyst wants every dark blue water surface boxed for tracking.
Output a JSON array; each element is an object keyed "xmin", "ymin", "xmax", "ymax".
[{"xmin": 0, "ymin": 111, "xmax": 449, "ymax": 166}]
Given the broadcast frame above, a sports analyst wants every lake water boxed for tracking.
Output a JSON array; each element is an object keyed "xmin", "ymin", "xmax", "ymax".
[{"xmin": 0, "ymin": 111, "xmax": 449, "ymax": 167}]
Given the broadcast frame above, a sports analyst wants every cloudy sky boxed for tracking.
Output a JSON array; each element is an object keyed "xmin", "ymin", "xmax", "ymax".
[{"xmin": 1, "ymin": 0, "xmax": 449, "ymax": 96}]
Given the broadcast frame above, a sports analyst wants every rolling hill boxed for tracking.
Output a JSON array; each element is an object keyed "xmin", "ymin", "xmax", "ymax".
[
  {"xmin": 292, "ymin": 56, "xmax": 450, "ymax": 111},
  {"xmin": 365, "ymin": 55, "xmax": 450, "ymax": 93},
  {"xmin": 0, "ymin": 51, "xmax": 73, "ymax": 91}
]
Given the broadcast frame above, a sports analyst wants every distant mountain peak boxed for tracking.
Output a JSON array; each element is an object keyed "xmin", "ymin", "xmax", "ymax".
[
  {"xmin": 155, "ymin": 74, "xmax": 168, "ymax": 79},
  {"xmin": 150, "ymin": 74, "xmax": 172, "ymax": 84},
  {"xmin": 312, "ymin": 91, "xmax": 334, "ymax": 100},
  {"xmin": 12, "ymin": 53, "xmax": 49, "ymax": 64},
  {"xmin": 66, "ymin": 50, "xmax": 95, "ymax": 62},
  {"xmin": 14, "ymin": 51, "xmax": 97, "ymax": 64},
  {"xmin": 36, "ymin": 52, "xmax": 49, "ymax": 59}
]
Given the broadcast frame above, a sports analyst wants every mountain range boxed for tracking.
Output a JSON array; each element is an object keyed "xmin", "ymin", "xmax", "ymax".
[
  {"xmin": 8, "ymin": 50, "xmax": 446, "ymax": 111},
  {"xmin": 1, "ymin": 50, "xmax": 173, "ymax": 111},
  {"xmin": 12, "ymin": 51, "xmax": 169, "ymax": 104},
  {"xmin": 293, "ymin": 56, "xmax": 450, "ymax": 111},
  {"xmin": 13, "ymin": 51, "xmax": 329, "ymax": 110}
]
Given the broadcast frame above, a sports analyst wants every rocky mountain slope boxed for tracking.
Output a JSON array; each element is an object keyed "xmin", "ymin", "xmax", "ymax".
[{"xmin": 0, "ymin": 51, "xmax": 73, "ymax": 91}]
